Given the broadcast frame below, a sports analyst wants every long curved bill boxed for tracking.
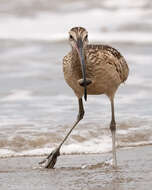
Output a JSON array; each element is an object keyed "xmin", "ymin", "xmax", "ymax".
[{"xmin": 77, "ymin": 38, "xmax": 87, "ymax": 101}]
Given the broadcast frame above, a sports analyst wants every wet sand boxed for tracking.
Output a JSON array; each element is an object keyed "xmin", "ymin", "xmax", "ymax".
[{"xmin": 0, "ymin": 146, "xmax": 152, "ymax": 190}]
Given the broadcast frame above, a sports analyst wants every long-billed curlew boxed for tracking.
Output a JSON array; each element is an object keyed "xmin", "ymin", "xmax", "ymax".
[{"xmin": 40, "ymin": 27, "xmax": 129, "ymax": 168}]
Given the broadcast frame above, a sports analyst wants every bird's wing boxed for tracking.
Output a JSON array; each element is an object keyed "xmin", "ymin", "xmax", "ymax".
[{"xmin": 86, "ymin": 44, "xmax": 129, "ymax": 82}]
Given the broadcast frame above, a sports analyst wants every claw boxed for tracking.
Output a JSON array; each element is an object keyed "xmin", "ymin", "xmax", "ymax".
[{"xmin": 39, "ymin": 148, "xmax": 60, "ymax": 169}]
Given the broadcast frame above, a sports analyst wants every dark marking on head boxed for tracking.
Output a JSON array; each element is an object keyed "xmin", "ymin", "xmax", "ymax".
[{"xmin": 70, "ymin": 27, "xmax": 87, "ymax": 35}]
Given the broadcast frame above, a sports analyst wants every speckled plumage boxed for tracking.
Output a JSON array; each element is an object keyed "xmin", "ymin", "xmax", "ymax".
[
  {"xmin": 63, "ymin": 27, "xmax": 129, "ymax": 167},
  {"xmin": 39, "ymin": 27, "xmax": 129, "ymax": 168},
  {"xmin": 63, "ymin": 43, "xmax": 129, "ymax": 99}
]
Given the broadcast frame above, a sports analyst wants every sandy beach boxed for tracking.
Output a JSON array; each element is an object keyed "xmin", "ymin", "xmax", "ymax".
[
  {"xmin": 0, "ymin": 1, "xmax": 152, "ymax": 190},
  {"xmin": 0, "ymin": 145, "xmax": 152, "ymax": 190}
]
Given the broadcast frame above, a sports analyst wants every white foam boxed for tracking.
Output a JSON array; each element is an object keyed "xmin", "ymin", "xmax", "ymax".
[
  {"xmin": 61, "ymin": 136, "xmax": 112, "ymax": 154},
  {"xmin": 121, "ymin": 141, "xmax": 152, "ymax": 147},
  {"xmin": 90, "ymin": 32, "xmax": 152, "ymax": 44},
  {"xmin": 2, "ymin": 90, "xmax": 32, "ymax": 101},
  {"xmin": 117, "ymin": 130, "xmax": 128, "ymax": 135},
  {"xmin": 0, "ymin": 8, "xmax": 151, "ymax": 43},
  {"xmin": 18, "ymin": 148, "xmax": 54, "ymax": 157},
  {"xmin": 0, "ymin": 137, "xmax": 152, "ymax": 158},
  {"xmin": 115, "ymin": 90, "xmax": 149, "ymax": 105},
  {"xmin": 127, "ymin": 54, "xmax": 152, "ymax": 64},
  {"xmin": 0, "ymin": 149, "xmax": 16, "ymax": 157},
  {"xmin": 104, "ymin": 0, "xmax": 147, "ymax": 8},
  {"xmin": 0, "ymin": 136, "xmax": 112, "ymax": 158}
]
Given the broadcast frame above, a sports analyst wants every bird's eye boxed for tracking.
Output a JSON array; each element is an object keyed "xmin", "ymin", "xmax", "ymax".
[
  {"xmin": 69, "ymin": 35, "xmax": 73, "ymax": 40},
  {"xmin": 85, "ymin": 34, "xmax": 88, "ymax": 39}
]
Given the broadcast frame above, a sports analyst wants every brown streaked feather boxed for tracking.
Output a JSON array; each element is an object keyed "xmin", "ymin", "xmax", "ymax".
[
  {"xmin": 85, "ymin": 44, "xmax": 129, "ymax": 83},
  {"xmin": 63, "ymin": 30, "xmax": 129, "ymax": 99}
]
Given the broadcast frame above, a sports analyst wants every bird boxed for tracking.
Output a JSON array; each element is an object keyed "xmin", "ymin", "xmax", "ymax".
[{"xmin": 39, "ymin": 26, "xmax": 129, "ymax": 169}]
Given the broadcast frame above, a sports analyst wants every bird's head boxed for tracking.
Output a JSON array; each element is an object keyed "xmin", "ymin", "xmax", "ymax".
[
  {"xmin": 69, "ymin": 27, "xmax": 88, "ymax": 50},
  {"xmin": 68, "ymin": 27, "xmax": 89, "ymax": 101}
]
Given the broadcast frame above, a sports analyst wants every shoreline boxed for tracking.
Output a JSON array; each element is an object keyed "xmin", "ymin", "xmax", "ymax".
[{"xmin": 0, "ymin": 145, "xmax": 152, "ymax": 190}]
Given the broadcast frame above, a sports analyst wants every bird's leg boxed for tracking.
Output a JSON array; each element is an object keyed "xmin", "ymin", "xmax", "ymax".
[
  {"xmin": 39, "ymin": 98, "xmax": 84, "ymax": 169},
  {"xmin": 58, "ymin": 98, "xmax": 84, "ymax": 148},
  {"xmin": 110, "ymin": 98, "xmax": 117, "ymax": 167}
]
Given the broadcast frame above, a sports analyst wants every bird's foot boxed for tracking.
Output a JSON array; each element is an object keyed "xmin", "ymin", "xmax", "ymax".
[
  {"xmin": 104, "ymin": 157, "xmax": 113, "ymax": 166},
  {"xmin": 104, "ymin": 157, "xmax": 117, "ymax": 169},
  {"xmin": 103, "ymin": 157, "xmax": 116, "ymax": 167},
  {"xmin": 39, "ymin": 148, "xmax": 60, "ymax": 169}
]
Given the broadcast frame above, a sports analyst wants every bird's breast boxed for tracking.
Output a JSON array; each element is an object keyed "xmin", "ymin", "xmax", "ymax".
[{"xmin": 63, "ymin": 49, "xmax": 123, "ymax": 98}]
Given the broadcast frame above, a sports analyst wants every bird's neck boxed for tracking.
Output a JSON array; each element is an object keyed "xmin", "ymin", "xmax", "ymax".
[
  {"xmin": 71, "ymin": 48, "xmax": 86, "ymax": 68},
  {"xmin": 71, "ymin": 48, "xmax": 79, "ymax": 58}
]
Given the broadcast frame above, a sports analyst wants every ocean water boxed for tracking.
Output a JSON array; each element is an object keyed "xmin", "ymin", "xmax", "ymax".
[{"xmin": 0, "ymin": 0, "xmax": 152, "ymax": 157}]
